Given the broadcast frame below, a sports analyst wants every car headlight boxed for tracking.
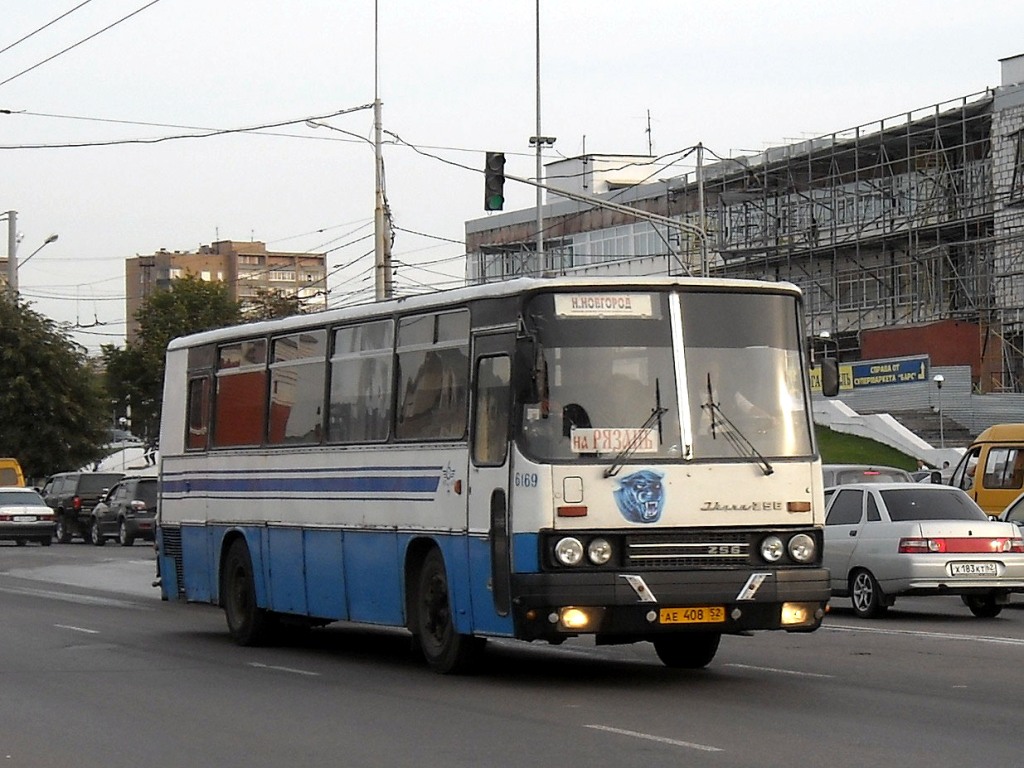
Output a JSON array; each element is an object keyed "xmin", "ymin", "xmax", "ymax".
[
  {"xmin": 554, "ymin": 537, "xmax": 584, "ymax": 566},
  {"xmin": 587, "ymin": 538, "xmax": 612, "ymax": 565},
  {"xmin": 760, "ymin": 535, "xmax": 784, "ymax": 562},
  {"xmin": 788, "ymin": 533, "xmax": 816, "ymax": 563}
]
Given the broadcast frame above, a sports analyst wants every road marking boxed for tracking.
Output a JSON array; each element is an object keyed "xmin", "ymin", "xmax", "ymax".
[
  {"xmin": 824, "ymin": 624, "xmax": 1024, "ymax": 646},
  {"xmin": 724, "ymin": 663, "xmax": 833, "ymax": 678},
  {"xmin": 248, "ymin": 662, "xmax": 320, "ymax": 677},
  {"xmin": 54, "ymin": 624, "xmax": 100, "ymax": 634},
  {"xmin": 0, "ymin": 585, "xmax": 151, "ymax": 610},
  {"xmin": 585, "ymin": 724, "xmax": 722, "ymax": 752}
]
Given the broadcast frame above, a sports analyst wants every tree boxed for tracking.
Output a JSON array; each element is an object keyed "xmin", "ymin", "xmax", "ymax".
[
  {"xmin": 102, "ymin": 275, "xmax": 242, "ymax": 439},
  {"xmin": 246, "ymin": 287, "xmax": 316, "ymax": 321},
  {"xmin": 0, "ymin": 293, "xmax": 109, "ymax": 478}
]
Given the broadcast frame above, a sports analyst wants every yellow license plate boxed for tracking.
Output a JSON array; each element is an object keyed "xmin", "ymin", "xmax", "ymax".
[{"xmin": 659, "ymin": 606, "xmax": 726, "ymax": 624}]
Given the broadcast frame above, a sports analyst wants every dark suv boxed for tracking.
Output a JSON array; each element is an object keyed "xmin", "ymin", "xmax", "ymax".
[
  {"xmin": 88, "ymin": 476, "xmax": 157, "ymax": 546},
  {"xmin": 41, "ymin": 471, "xmax": 125, "ymax": 543}
]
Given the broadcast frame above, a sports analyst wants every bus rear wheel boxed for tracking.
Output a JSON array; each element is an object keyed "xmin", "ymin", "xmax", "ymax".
[
  {"xmin": 652, "ymin": 632, "xmax": 721, "ymax": 669},
  {"xmin": 222, "ymin": 539, "xmax": 273, "ymax": 646},
  {"xmin": 415, "ymin": 548, "xmax": 483, "ymax": 674}
]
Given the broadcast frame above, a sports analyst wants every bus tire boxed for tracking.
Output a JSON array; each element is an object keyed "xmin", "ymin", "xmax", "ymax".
[
  {"xmin": 222, "ymin": 539, "xmax": 272, "ymax": 646},
  {"xmin": 415, "ymin": 548, "xmax": 483, "ymax": 674},
  {"xmin": 652, "ymin": 632, "xmax": 721, "ymax": 669}
]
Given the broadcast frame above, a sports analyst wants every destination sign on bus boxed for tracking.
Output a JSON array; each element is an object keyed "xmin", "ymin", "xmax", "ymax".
[
  {"xmin": 554, "ymin": 293, "xmax": 653, "ymax": 318},
  {"xmin": 571, "ymin": 427, "xmax": 658, "ymax": 454}
]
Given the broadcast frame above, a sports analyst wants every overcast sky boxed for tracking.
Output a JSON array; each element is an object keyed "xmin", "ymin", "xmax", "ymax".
[{"xmin": 3, "ymin": 0, "xmax": 1023, "ymax": 353}]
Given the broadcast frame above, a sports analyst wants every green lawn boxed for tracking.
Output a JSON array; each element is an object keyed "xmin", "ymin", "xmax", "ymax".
[{"xmin": 815, "ymin": 425, "xmax": 916, "ymax": 470}]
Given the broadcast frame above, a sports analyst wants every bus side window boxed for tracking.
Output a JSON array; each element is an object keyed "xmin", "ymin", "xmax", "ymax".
[
  {"xmin": 473, "ymin": 356, "xmax": 511, "ymax": 465},
  {"xmin": 186, "ymin": 376, "xmax": 211, "ymax": 451}
]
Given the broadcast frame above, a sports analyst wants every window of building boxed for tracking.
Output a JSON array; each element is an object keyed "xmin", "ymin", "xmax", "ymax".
[
  {"xmin": 328, "ymin": 320, "xmax": 394, "ymax": 443},
  {"xmin": 1011, "ymin": 130, "xmax": 1024, "ymax": 204}
]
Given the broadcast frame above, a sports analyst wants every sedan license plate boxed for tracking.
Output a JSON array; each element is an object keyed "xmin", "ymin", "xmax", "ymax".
[
  {"xmin": 13, "ymin": 515, "xmax": 37, "ymax": 523},
  {"xmin": 950, "ymin": 561, "xmax": 998, "ymax": 576},
  {"xmin": 659, "ymin": 606, "xmax": 726, "ymax": 624}
]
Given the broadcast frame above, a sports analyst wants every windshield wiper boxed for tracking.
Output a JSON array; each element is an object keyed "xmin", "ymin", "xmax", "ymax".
[
  {"xmin": 603, "ymin": 406, "xmax": 669, "ymax": 478},
  {"xmin": 702, "ymin": 374, "xmax": 774, "ymax": 476}
]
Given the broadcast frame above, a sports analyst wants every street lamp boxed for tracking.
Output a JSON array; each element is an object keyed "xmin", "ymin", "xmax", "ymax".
[
  {"xmin": 19, "ymin": 233, "xmax": 58, "ymax": 269},
  {"xmin": 933, "ymin": 374, "xmax": 945, "ymax": 448},
  {"xmin": 818, "ymin": 330, "xmax": 839, "ymax": 360}
]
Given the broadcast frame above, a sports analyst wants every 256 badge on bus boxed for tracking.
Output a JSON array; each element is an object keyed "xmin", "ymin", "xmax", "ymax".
[{"xmin": 659, "ymin": 606, "xmax": 726, "ymax": 624}]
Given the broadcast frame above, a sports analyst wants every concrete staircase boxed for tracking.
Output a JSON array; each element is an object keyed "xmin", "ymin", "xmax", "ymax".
[{"xmin": 866, "ymin": 408, "xmax": 974, "ymax": 449}]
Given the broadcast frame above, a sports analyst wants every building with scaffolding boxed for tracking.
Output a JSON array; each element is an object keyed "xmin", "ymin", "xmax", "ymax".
[{"xmin": 465, "ymin": 54, "xmax": 1024, "ymax": 394}]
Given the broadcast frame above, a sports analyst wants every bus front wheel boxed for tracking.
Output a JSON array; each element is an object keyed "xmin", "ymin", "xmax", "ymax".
[
  {"xmin": 652, "ymin": 632, "xmax": 721, "ymax": 669},
  {"xmin": 414, "ymin": 548, "xmax": 483, "ymax": 674},
  {"xmin": 222, "ymin": 539, "xmax": 273, "ymax": 646}
]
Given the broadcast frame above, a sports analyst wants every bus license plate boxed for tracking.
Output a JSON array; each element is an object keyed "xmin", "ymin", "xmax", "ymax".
[{"xmin": 659, "ymin": 606, "xmax": 726, "ymax": 624}]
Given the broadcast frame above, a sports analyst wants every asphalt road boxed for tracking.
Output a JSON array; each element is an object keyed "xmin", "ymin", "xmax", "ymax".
[{"xmin": 1, "ymin": 541, "xmax": 1022, "ymax": 768}]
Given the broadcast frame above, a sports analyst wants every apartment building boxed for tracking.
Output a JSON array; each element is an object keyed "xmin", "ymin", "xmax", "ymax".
[{"xmin": 125, "ymin": 240, "xmax": 327, "ymax": 342}]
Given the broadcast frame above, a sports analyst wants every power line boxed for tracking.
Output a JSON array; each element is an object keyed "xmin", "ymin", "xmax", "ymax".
[
  {"xmin": 0, "ymin": 0, "xmax": 163, "ymax": 88},
  {"xmin": 0, "ymin": 0, "xmax": 95, "ymax": 57}
]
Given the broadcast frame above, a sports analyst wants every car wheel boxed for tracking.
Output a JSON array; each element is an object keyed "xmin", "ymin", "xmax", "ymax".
[
  {"xmin": 15, "ymin": 539, "xmax": 26, "ymax": 547},
  {"xmin": 118, "ymin": 520, "xmax": 134, "ymax": 547},
  {"xmin": 39, "ymin": 537, "xmax": 52, "ymax": 546},
  {"xmin": 54, "ymin": 515, "xmax": 72, "ymax": 544},
  {"xmin": 850, "ymin": 569, "xmax": 888, "ymax": 618},
  {"xmin": 414, "ymin": 548, "xmax": 484, "ymax": 674},
  {"xmin": 221, "ymin": 538, "xmax": 273, "ymax": 646},
  {"xmin": 90, "ymin": 520, "xmax": 106, "ymax": 546},
  {"xmin": 962, "ymin": 594, "xmax": 1003, "ymax": 618},
  {"xmin": 652, "ymin": 632, "xmax": 722, "ymax": 669}
]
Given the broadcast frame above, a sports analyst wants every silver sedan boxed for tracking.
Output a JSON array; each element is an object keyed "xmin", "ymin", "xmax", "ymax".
[
  {"xmin": 0, "ymin": 487, "xmax": 55, "ymax": 546},
  {"xmin": 823, "ymin": 482, "xmax": 1024, "ymax": 618}
]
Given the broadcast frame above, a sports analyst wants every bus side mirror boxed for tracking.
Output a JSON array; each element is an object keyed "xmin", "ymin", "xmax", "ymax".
[{"xmin": 820, "ymin": 359, "xmax": 840, "ymax": 397}]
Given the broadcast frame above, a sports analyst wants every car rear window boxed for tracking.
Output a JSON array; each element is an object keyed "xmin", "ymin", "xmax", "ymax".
[
  {"xmin": 0, "ymin": 490, "xmax": 46, "ymax": 507},
  {"xmin": 78, "ymin": 474, "xmax": 123, "ymax": 493},
  {"xmin": 836, "ymin": 468, "xmax": 912, "ymax": 484},
  {"xmin": 879, "ymin": 489, "xmax": 989, "ymax": 522},
  {"xmin": 136, "ymin": 480, "xmax": 158, "ymax": 506}
]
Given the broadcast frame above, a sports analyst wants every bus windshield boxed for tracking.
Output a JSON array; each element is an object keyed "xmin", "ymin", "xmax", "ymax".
[{"xmin": 518, "ymin": 289, "xmax": 813, "ymax": 462}]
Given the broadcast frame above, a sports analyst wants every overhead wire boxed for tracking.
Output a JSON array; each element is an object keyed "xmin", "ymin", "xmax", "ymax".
[
  {"xmin": 0, "ymin": 0, "xmax": 164, "ymax": 89},
  {"xmin": 0, "ymin": 0, "xmax": 95, "ymax": 57}
]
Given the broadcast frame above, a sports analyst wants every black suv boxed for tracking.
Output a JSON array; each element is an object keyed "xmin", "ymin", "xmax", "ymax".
[
  {"xmin": 41, "ymin": 471, "xmax": 125, "ymax": 543},
  {"xmin": 88, "ymin": 476, "xmax": 157, "ymax": 546}
]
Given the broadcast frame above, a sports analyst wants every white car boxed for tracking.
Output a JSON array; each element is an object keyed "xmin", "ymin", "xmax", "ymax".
[
  {"xmin": 823, "ymin": 483, "xmax": 1024, "ymax": 618},
  {"xmin": 0, "ymin": 487, "xmax": 55, "ymax": 546}
]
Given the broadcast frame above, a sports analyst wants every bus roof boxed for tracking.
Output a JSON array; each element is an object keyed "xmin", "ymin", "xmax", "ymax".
[{"xmin": 166, "ymin": 275, "xmax": 803, "ymax": 351}]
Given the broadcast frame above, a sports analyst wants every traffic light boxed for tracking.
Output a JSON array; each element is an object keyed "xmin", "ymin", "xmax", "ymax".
[{"xmin": 484, "ymin": 151, "xmax": 506, "ymax": 211}]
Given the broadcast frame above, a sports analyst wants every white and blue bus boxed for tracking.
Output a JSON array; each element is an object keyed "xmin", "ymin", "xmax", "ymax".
[{"xmin": 156, "ymin": 276, "xmax": 838, "ymax": 673}]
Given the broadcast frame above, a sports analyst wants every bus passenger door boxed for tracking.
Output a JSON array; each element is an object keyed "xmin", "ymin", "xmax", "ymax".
[{"xmin": 469, "ymin": 333, "xmax": 514, "ymax": 622}]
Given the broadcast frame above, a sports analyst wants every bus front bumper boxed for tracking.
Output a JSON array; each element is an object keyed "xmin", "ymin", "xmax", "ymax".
[{"xmin": 509, "ymin": 568, "xmax": 830, "ymax": 641}]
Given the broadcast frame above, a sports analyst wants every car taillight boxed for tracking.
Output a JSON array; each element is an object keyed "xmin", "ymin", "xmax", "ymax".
[
  {"xmin": 72, "ymin": 495, "xmax": 82, "ymax": 511},
  {"xmin": 899, "ymin": 537, "xmax": 1024, "ymax": 554}
]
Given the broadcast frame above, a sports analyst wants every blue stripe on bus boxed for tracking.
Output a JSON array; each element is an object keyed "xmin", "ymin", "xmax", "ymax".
[{"xmin": 162, "ymin": 474, "xmax": 441, "ymax": 495}]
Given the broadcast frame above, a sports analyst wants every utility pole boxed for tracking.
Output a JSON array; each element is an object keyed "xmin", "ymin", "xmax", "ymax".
[
  {"xmin": 5, "ymin": 210, "xmax": 16, "ymax": 293},
  {"xmin": 373, "ymin": 0, "xmax": 392, "ymax": 300}
]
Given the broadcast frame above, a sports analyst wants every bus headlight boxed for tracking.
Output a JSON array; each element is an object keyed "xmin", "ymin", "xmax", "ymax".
[
  {"xmin": 554, "ymin": 537, "xmax": 584, "ymax": 566},
  {"xmin": 760, "ymin": 535, "xmax": 784, "ymax": 562},
  {"xmin": 788, "ymin": 533, "xmax": 816, "ymax": 563},
  {"xmin": 587, "ymin": 538, "xmax": 612, "ymax": 565}
]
